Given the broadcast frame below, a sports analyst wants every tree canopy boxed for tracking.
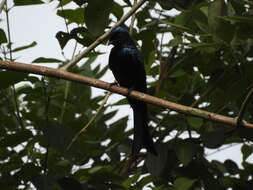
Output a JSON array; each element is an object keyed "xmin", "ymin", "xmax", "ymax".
[{"xmin": 0, "ymin": 0, "xmax": 253, "ymax": 189}]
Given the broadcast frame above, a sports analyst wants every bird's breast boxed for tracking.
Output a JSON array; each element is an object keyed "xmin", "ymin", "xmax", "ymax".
[{"xmin": 109, "ymin": 48, "xmax": 135, "ymax": 88}]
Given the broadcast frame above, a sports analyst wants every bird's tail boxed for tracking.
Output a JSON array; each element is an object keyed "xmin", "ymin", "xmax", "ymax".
[{"xmin": 132, "ymin": 104, "xmax": 157, "ymax": 156}]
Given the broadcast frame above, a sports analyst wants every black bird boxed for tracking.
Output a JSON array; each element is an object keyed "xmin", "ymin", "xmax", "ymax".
[{"xmin": 108, "ymin": 26, "xmax": 157, "ymax": 156}]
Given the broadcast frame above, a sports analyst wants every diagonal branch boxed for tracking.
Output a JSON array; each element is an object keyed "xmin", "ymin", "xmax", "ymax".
[
  {"xmin": 1, "ymin": 60, "xmax": 253, "ymax": 129},
  {"xmin": 237, "ymin": 86, "xmax": 253, "ymax": 126},
  {"xmin": 0, "ymin": 0, "xmax": 6, "ymax": 14},
  {"xmin": 67, "ymin": 92, "xmax": 112, "ymax": 150},
  {"xmin": 60, "ymin": 0, "xmax": 147, "ymax": 70}
]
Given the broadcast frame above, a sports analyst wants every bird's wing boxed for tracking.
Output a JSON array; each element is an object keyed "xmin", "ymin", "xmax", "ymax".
[{"xmin": 122, "ymin": 47, "xmax": 147, "ymax": 92}]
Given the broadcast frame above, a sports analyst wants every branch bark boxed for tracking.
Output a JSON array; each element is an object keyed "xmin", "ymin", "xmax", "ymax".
[
  {"xmin": 60, "ymin": 0, "xmax": 147, "ymax": 70},
  {"xmin": 1, "ymin": 60, "xmax": 253, "ymax": 129}
]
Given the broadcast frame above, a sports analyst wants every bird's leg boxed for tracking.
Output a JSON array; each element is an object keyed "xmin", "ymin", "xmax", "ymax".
[
  {"xmin": 108, "ymin": 81, "xmax": 119, "ymax": 88},
  {"xmin": 127, "ymin": 85, "xmax": 135, "ymax": 97}
]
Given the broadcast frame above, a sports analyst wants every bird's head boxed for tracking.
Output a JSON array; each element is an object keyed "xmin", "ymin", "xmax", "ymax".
[{"xmin": 108, "ymin": 26, "xmax": 131, "ymax": 46}]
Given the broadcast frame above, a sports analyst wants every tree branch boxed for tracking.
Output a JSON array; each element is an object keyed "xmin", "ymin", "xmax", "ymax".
[
  {"xmin": 60, "ymin": 0, "xmax": 147, "ymax": 70},
  {"xmin": 1, "ymin": 60, "xmax": 253, "ymax": 129}
]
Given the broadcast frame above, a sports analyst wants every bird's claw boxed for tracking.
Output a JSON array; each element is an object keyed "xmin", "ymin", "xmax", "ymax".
[
  {"xmin": 127, "ymin": 86, "xmax": 135, "ymax": 97},
  {"xmin": 108, "ymin": 82, "xmax": 119, "ymax": 88}
]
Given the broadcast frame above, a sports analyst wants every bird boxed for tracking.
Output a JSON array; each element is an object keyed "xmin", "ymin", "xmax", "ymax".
[{"xmin": 108, "ymin": 26, "xmax": 157, "ymax": 156}]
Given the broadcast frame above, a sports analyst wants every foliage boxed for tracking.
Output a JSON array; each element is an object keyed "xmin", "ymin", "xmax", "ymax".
[{"xmin": 1, "ymin": 0, "xmax": 253, "ymax": 189}]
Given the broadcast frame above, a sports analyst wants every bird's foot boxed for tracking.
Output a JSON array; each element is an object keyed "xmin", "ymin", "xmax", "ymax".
[
  {"xmin": 127, "ymin": 86, "xmax": 135, "ymax": 97},
  {"xmin": 108, "ymin": 81, "xmax": 119, "ymax": 88}
]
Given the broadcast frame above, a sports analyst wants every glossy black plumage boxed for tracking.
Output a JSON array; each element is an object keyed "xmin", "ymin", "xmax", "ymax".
[{"xmin": 108, "ymin": 26, "xmax": 157, "ymax": 156}]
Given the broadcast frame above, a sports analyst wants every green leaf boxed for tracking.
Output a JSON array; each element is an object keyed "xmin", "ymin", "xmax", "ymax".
[
  {"xmin": 42, "ymin": 122, "xmax": 73, "ymax": 151},
  {"xmin": 0, "ymin": 130, "xmax": 33, "ymax": 147},
  {"xmin": 241, "ymin": 144, "xmax": 253, "ymax": 161},
  {"xmin": 175, "ymin": 140, "xmax": 196, "ymax": 166},
  {"xmin": 208, "ymin": 0, "xmax": 226, "ymax": 33},
  {"xmin": 58, "ymin": 177, "xmax": 83, "ymax": 190},
  {"xmin": 224, "ymin": 159, "xmax": 239, "ymax": 175},
  {"xmin": 56, "ymin": 31, "xmax": 71, "ymax": 49},
  {"xmin": 85, "ymin": 0, "xmax": 113, "ymax": 35},
  {"xmin": 57, "ymin": 8, "xmax": 84, "ymax": 24},
  {"xmin": 70, "ymin": 27, "xmax": 95, "ymax": 47},
  {"xmin": 160, "ymin": 20, "xmax": 191, "ymax": 31},
  {"xmin": 32, "ymin": 57, "xmax": 63, "ymax": 63},
  {"xmin": 0, "ymin": 29, "xmax": 7, "ymax": 44},
  {"xmin": 169, "ymin": 69, "xmax": 186, "ymax": 78},
  {"xmin": 12, "ymin": 41, "xmax": 37, "ymax": 53},
  {"xmin": 202, "ymin": 128, "xmax": 225, "ymax": 149},
  {"xmin": 145, "ymin": 143, "xmax": 169, "ymax": 176},
  {"xmin": 14, "ymin": 0, "xmax": 44, "ymax": 6},
  {"xmin": 208, "ymin": 0, "xmax": 235, "ymax": 42},
  {"xmin": 221, "ymin": 16, "xmax": 253, "ymax": 24},
  {"xmin": 112, "ymin": 2, "xmax": 123, "ymax": 20},
  {"xmin": 0, "ymin": 71, "xmax": 27, "ymax": 90},
  {"xmin": 174, "ymin": 177, "xmax": 195, "ymax": 190},
  {"xmin": 187, "ymin": 117, "xmax": 203, "ymax": 130}
]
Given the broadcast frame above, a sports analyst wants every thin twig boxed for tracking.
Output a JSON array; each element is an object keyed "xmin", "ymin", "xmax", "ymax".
[
  {"xmin": 1, "ymin": 61, "xmax": 253, "ymax": 129},
  {"xmin": 60, "ymin": 0, "xmax": 147, "ymax": 70},
  {"xmin": 59, "ymin": 0, "xmax": 69, "ymax": 33},
  {"xmin": 129, "ymin": 0, "xmax": 137, "ymax": 35},
  {"xmin": 155, "ymin": 46, "xmax": 177, "ymax": 94},
  {"xmin": 191, "ymin": 70, "xmax": 226, "ymax": 108},
  {"xmin": 205, "ymin": 143, "xmax": 240, "ymax": 157},
  {"xmin": 5, "ymin": 2, "xmax": 12, "ymax": 60},
  {"xmin": 67, "ymin": 92, "xmax": 112, "ymax": 150},
  {"xmin": 237, "ymin": 86, "xmax": 253, "ymax": 126},
  {"xmin": 42, "ymin": 77, "xmax": 50, "ymax": 175},
  {"xmin": 5, "ymin": 2, "xmax": 24, "ymax": 129},
  {"xmin": 60, "ymin": 81, "xmax": 70, "ymax": 124}
]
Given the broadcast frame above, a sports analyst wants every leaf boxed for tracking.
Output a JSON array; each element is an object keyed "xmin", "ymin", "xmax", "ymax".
[
  {"xmin": 112, "ymin": 2, "xmax": 124, "ymax": 20},
  {"xmin": 85, "ymin": 0, "xmax": 113, "ymax": 35},
  {"xmin": 208, "ymin": 0, "xmax": 235, "ymax": 42},
  {"xmin": 174, "ymin": 177, "xmax": 195, "ymax": 190},
  {"xmin": 0, "ymin": 130, "xmax": 33, "ymax": 147},
  {"xmin": 187, "ymin": 117, "xmax": 203, "ymax": 130},
  {"xmin": 241, "ymin": 144, "xmax": 253, "ymax": 161},
  {"xmin": 32, "ymin": 57, "xmax": 63, "ymax": 63},
  {"xmin": 155, "ymin": 0, "xmax": 173, "ymax": 10},
  {"xmin": 57, "ymin": 8, "xmax": 84, "ymax": 24},
  {"xmin": 11, "ymin": 41, "xmax": 37, "ymax": 53},
  {"xmin": 58, "ymin": 177, "xmax": 83, "ymax": 190},
  {"xmin": 70, "ymin": 27, "xmax": 95, "ymax": 47},
  {"xmin": 160, "ymin": 20, "xmax": 191, "ymax": 31},
  {"xmin": 145, "ymin": 143, "xmax": 169, "ymax": 176},
  {"xmin": 224, "ymin": 159, "xmax": 239, "ymax": 175},
  {"xmin": 175, "ymin": 140, "xmax": 197, "ymax": 166},
  {"xmin": 15, "ymin": 163, "xmax": 41, "ymax": 182},
  {"xmin": 0, "ymin": 71, "xmax": 27, "ymax": 90},
  {"xmin": 56, "ymin": 31, "xmax": 71, "ymax": 49},
  {"xmin": 202, "ymin": 128, "xmax": 225, "ymax": 149},
  {"xmin": 14, "ymin": 0, "xmax": 44, "ymax": 6},
  {"xmin": 208, "ymin": 0, "xmax": 226, "ymax": 33},
  {"xmin": 221, "ymin": 16, "xmax": 253, "ymax": 24},
  {"xmin": 73, "ymin": 0, "xmax": 87, "ymax": 7},
  {"xmin": 56, "ymin": 27, "xmax": 95, "ymax": 49},
  {"xmin": 42, "ymin": 122, "xmax": 73, "ymax": 151},
  {"xmin": 0, "ymin": 29, "xmax": 7, "ymax": 44}
]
